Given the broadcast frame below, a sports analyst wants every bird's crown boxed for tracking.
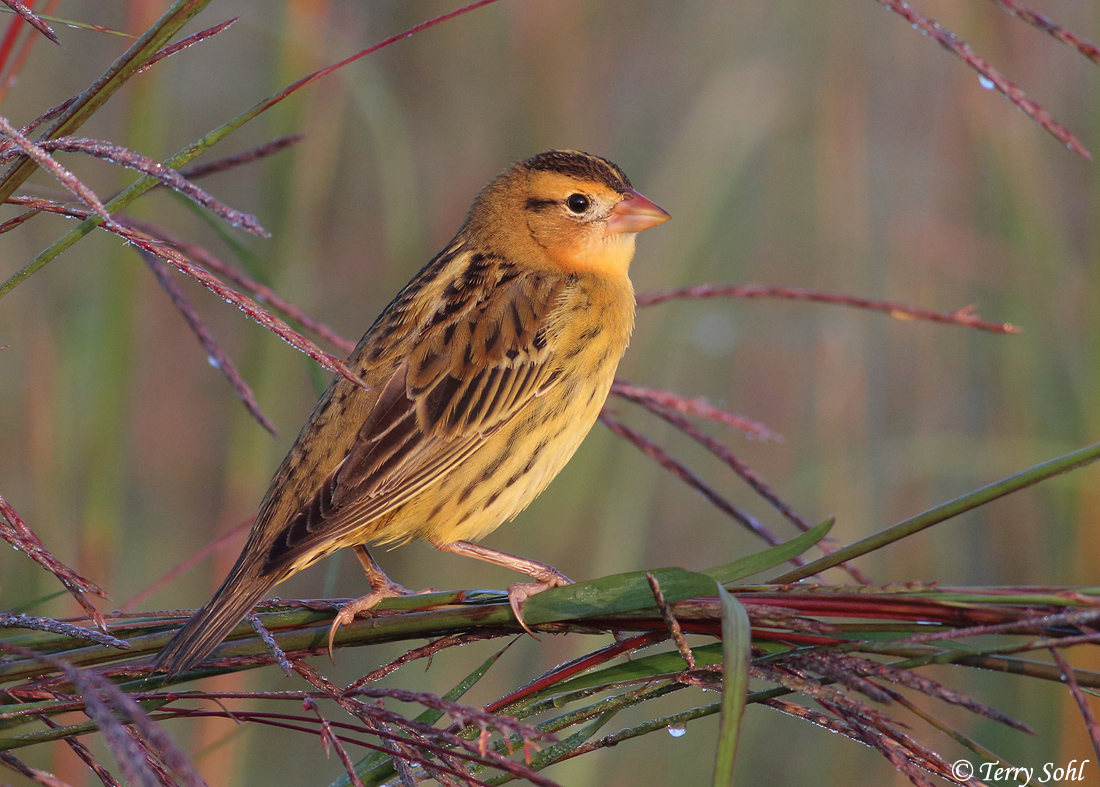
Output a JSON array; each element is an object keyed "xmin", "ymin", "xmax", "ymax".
[{"xmin": 518, "ymin": 150, "xmax": 633, "ymax": 194}]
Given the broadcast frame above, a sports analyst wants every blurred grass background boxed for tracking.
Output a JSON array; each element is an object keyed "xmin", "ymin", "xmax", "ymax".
[{"xmin": 1, "ymin": 0, "xmax": 1098, "ymax": 784}]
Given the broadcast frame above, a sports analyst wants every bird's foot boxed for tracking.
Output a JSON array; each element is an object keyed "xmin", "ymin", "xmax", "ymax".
[
  {"xmin": 327, "ymin": 580, "xmax": 432, "ymax": 660},
  {"xmin": 507, "ymin": 570, "xmax": 572, "ymax": 637},
  {"xmin": 431, "ymin": 540, "xmax": 573, "ymax": 636}
]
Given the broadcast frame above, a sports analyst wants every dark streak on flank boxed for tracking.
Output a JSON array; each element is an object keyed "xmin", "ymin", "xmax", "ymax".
[
  {"xmin": 563, "ymin": 342, "xmax": 585, "ymax": 361},
  {"xmin": 427, "ymin": 499, "xmax": 447, "ymax": 523},
  {"xmin": 480, "ymin": 446, "xmax": 513, "ymax": 482},
  {"xmin": 580, "ymin": 323, "xmax": 603, "ymax": 341}
]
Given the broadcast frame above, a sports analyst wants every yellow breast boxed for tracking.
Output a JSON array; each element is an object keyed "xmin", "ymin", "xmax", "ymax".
[{"xmin": 372, "ymin": 272, "xmax": 635, "ymax": 546}]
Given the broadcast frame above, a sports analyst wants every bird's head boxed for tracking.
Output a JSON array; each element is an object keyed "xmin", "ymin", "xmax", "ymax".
[{"xmin": 462, "ymin": 150, "xmax": 669, "ymax": 277}]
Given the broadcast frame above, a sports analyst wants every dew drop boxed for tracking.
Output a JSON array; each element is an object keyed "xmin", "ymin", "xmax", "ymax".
[
  {"xmin": 667, "ymin": 723, "xmax": 687, "ymax": 738},
  {"xmin": 207, "ymin": 355, "xmax": 222, "ymax": 369},
  {"xmin": 978, "ymin": 75, "xmax": 995, "ymax": 90}
]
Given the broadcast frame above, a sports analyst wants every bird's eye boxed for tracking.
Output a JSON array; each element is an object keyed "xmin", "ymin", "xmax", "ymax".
[{"xmin": 566, "ymin": 193, "xmax": 590, "ymax": 214}]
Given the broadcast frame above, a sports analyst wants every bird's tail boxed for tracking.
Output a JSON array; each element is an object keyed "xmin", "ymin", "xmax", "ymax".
[{"xmin": 154, "ymin": 557, "xmax": 279, "ymax": 679}]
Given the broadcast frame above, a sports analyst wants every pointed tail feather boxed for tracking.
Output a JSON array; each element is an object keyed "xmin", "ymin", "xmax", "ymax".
[{"xmin": 154, "ymin": 562, "xmax": 279, "ymax": 678}]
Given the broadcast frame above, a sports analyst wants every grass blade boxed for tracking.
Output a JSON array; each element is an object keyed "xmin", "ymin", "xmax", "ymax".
[
  {"xmin": 519, "ymin": 568, "xmax": 718, "ymax": 625},
  {"xmin": 774, "ymin": 442, "xmax": 1100, "ymax": 583},
  {"xmin": 703, "ymin": 518, "xmax": 834, "ymax": 584},
  {"xmin": 713, "ymin": 586, "xmax": 750, "ymax": 787}
]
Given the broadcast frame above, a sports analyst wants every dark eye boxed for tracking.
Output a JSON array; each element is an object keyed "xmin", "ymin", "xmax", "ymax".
[{"xmin": 566, "ymin": 193, "xmax": 590, "ymax": 214}]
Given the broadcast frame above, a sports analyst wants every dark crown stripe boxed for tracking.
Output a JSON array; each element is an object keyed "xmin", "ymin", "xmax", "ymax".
[{"xmin": 521, "ymin": 150, "xmax": 633, "ymax": 193}]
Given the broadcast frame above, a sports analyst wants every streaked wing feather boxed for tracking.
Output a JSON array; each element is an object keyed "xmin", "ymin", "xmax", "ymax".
[{"xmin": 261, "ymin": 270, "xmax": 566, "ymax": 572}]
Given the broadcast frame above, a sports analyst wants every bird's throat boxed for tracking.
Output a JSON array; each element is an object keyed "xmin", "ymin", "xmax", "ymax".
[{"xmin": 550, "ymin": 232, "xmax": 637, "ymax": 278}]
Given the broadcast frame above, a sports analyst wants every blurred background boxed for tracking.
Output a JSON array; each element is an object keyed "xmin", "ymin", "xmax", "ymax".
[{"xmin": 1, "ymin": 0, "xmax": 1098, "ymax": 784}]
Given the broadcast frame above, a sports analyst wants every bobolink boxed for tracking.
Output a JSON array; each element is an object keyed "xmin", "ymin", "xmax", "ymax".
[{"xmin": 155, "ymin": 150, "xmax": 669, "ymax": 677}]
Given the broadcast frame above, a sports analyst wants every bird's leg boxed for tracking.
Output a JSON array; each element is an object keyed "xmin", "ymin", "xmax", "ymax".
[
  {"xmin": 433, "ymin": 540, "xmax": 572, "ymax": 635},
  {"xmin": 327, "ymin": 545, "xmax": 426, "ymax": 658}
]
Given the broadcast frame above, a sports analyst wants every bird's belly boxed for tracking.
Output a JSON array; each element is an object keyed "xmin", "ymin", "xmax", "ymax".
[{"xmin": 370, "ymin": 371, "xmax": 613, "ymax": 546}]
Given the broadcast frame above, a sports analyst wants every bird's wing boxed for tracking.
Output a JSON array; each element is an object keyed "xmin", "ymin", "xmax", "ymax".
[{"xmin": 261, "ymin": 270, "xmax": 568, "ymax": 572}]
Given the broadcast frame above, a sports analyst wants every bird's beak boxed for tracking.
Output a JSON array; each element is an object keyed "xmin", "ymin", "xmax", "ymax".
[{"xmin": 605, "ymin": 190, "xmax": 671, "ymax": 235}]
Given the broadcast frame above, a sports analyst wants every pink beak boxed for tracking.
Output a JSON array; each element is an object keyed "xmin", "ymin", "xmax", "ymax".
[{"xmin": 605, "ymin": 190, "xmax": 670, "ymax": 235}]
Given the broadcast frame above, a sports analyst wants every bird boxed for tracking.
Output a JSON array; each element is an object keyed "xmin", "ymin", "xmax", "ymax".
[{"xmin": 154, "ymin": 149, "xmax": 669, "ymax": 677}]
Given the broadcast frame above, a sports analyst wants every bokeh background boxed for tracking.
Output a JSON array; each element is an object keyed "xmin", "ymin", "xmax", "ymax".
[{"xmin": 2, "ymin": 0, "xmax": 1099, "ymax": 784}]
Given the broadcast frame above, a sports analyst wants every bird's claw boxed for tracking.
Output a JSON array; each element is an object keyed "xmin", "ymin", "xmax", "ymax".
[
  {"xmin": 507, "ymin": 573, "xmax": 571, "ymax": 638},
  {"xmin": 326, "ymin": 582, "xmax": 431, "ymax": 662}
]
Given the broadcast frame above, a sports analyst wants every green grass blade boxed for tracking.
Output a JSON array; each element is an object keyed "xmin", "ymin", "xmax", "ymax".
[
  {"xmin": 518, "ymin": 567, "xmax": 718, "ymax": 626},
  {"xmin": 713, "ymin": 586, "xmax": 750, "ymax": 787},
  {"xmin": 774, "ymin": 442, "xmax": 1100, "ymax": 583},
  {"xmin": 703, "ymin": 518, "xmax": 834, "ymax": 584},
  {"xmin": 0, "ymin": 698, "xmax": 173, "ymax": 751},
  {"xmin": 582, "ymin": 702, "xmax": 723, "ymax": 751}
]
